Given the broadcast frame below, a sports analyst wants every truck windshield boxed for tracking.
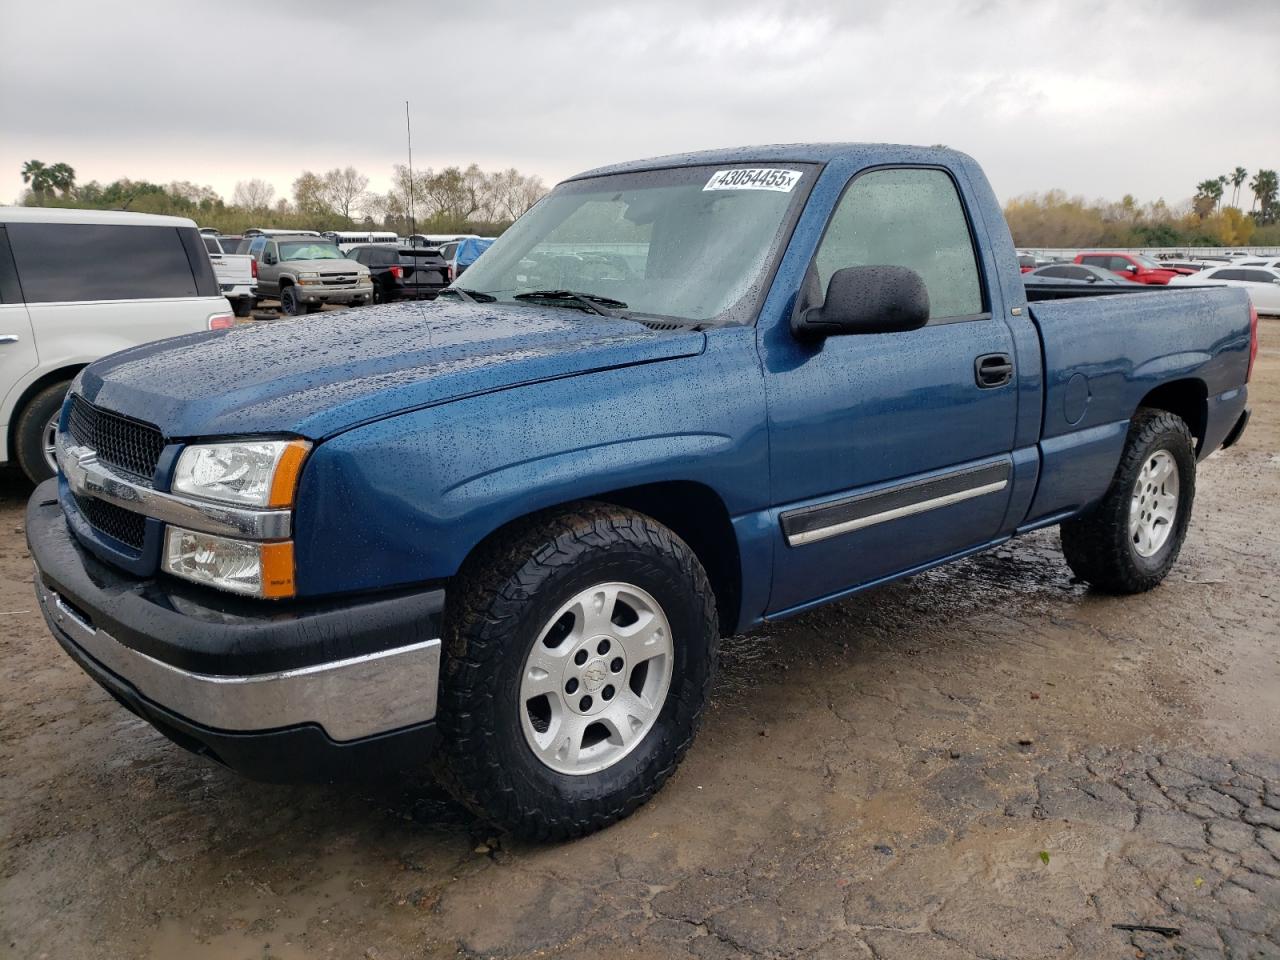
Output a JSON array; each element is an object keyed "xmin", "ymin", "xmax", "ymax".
[
  {"xmin": 279, "ymin": 242, "xmax": 346, "ymax": 261},
  {"xmin": 457, "ymin": 163, "xmax": 815, "ymax": 325}
]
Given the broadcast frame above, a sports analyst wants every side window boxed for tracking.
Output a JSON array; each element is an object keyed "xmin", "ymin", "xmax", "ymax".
[
  {"xmin": 203, "ymin": 236, "xmax": 220, "ymax": 254},
  {"xmin": 1242, "ymin": 270, "xmax": 1275, "ymax": 283},
  {"xmin": 249, "ymin": 237, "xmax": 266, "ymax": 258},
  {"xmin": 813, "ymin": 168, "xmax": 983, "ymax": 321},
  {"xmin": 0, "ymin": 227, "xmax": 23, "ymax": 304},
  {"xmin": 1216, "ymin": 269, "xmax": 1243, "ymax": 281},
  {"xmin": 1110, "ymin": 256, "xmax": 1133, "ymax": 271},
  {"xmin": 266, "ymin": 241, "xmax": 278, "ymax": 261},
  {"xmin": 1081, "ymin": 255, "xmax": 1107, "ymax": 268},
  {"xmin": 1040, "ymin": 266, "xmax": 1069, "ymax": 278},
  {"xmin": 7, "ymin": 223, "xmax": 198, "ymax": 303},
  {"xmin": 1063, "ymin": 267, "xmax": 1090, "ymax": 280}
]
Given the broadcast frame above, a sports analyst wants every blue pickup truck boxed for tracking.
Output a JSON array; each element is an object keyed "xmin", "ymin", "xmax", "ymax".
[{"xmin": 28, "ymin": 144, "xmax": 1256, "ymax": 839}]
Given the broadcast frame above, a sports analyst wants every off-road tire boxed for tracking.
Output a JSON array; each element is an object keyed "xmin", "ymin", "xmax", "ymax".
[
  {"xmin": 1060, "ymin": 409, "xmax": 1196, "ymax": 593},
  {"xmin": 279, "ymin": 285, "xmax": 301, "ymax": 316},
  {"xmin": 231, "ymin": 297, "xmax": 253, "ymax": 318},
  {"xmin": 435, "ymin": 502, "xmax": 718, "ymax": 840},
  {"xmin": 14, "ymin": 380, "xmax": 71, "ymax": 484}
]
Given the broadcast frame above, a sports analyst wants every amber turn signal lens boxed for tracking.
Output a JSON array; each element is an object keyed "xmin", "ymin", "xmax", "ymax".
[{"xmin": 268, "ymin": 441, "xmax": 311, "ymax": 508}]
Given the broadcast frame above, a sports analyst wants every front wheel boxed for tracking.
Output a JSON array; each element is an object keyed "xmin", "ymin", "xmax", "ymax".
[
  {"xmin": 1060, "ymin": 409, "xmax": 1196, "ymax": 593},
  {"xmin": 279, "ymin": 286, "xmax": 302, "ymax": 316},
  {"xmin": 436, "ymin": 503, "xmax": 718, "ymax": 840},
  {"xmin": 14, "ymin": 380, "xmax": 70, "ymax": 483}
]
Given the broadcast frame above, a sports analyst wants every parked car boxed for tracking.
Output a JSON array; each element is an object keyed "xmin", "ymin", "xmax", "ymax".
[
  {"xmin": 1074, "ymin": 252, "xmax": 1188, "ymax": 284},
  {"xmin": 29, "ymin": 145, "xmax": 1254, "ymax": 840},
  {"xmin": 439, "ymin": 237, "xmax": 496, "ymax": 281},
  {"xmin": 243, "ymin": 234, "xmax": 371, "ymax": 315},
  {"xmin": 346, "ymin": 244, "xmax": 449, "ymax": 302},
  {"xmin": 1170, "ymin": 264, "xmax": 1280, "ymax": 316},
  {"xmin": 1158, "ymin": 260, "xmax": 1212, "ymax": 273},
  {"xmin": 1, "ymin": 207, "xmax": 232, "ymax": 482},
  {"xmin": 1028, "ymin": 263, "xmax": 1143, "ymax": 285},
  {"xmin": 201, "ymin": 233, "xmax": 257, "ymax": 317},
  {"xmin": 1238, "ymin": 257, "xmax": 1280, "ymax": 270}
]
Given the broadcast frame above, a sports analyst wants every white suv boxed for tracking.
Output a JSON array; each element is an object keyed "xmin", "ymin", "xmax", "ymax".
[{"xmin": 1, "ymin": 207, "xmax": 233, "ymax": 482}]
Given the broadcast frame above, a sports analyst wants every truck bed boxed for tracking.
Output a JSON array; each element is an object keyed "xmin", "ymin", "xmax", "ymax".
[{"xmin": 1022, "ymin": 285, "xmax": 1252, "ymax": 525}]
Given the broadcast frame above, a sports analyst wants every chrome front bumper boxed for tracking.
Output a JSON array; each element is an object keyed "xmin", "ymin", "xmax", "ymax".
[{"xmin": 36, "ymin": 575, "xmax": 441, "ymax": 742}]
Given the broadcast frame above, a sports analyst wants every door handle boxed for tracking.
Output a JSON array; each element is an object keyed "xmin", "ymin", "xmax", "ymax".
[
  {"xmin": 975, "ymin": 353, "xmax": 1014, "ymax": 388},
  {"xmin": 0, "ymin": 334, "xmax": 21, "ymax": 345}
]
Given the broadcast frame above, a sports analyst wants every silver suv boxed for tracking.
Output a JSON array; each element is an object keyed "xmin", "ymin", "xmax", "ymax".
[{"xmin": 245, "ymin": 234, "xmax": 372, "ymax": 315}]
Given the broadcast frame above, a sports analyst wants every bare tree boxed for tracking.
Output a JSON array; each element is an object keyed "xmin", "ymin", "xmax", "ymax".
[
  {"xmin": 322, "ymin": 167, "xmax": 369, "ymax": 220},
  {"xmin": 232, "ymin": 179, "xmax": 275, "ymax": 212}
]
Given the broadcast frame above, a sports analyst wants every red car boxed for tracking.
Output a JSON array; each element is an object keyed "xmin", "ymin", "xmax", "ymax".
[{"xmin": 1074, "ymin": 252, "xmax": 1192, "ymax": 285}]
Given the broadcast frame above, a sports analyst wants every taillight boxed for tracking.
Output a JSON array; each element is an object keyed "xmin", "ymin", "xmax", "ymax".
[
  {"xmin": 208, "ymin": 312, "xmax": 234, "ymax": 330},
  {"xmin": 446, "ymin": 265, "xmax": 454, "ymax": 282},
  {"xmin": 251, "ymin": 258, "xmax": 258, "ymax": 279},
  {"xmin": 390, "ymin": 265, "xmax": 403, "ymax": 280},
  {"xmin": 1247, "ymin": 302, "xmax": 1258, "ymax": 382}
]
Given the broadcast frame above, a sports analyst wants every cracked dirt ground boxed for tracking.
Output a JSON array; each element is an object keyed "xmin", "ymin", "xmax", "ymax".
[{"xmin": 2, "ymin": 323, "xmax": 1278, "ymax": 960}]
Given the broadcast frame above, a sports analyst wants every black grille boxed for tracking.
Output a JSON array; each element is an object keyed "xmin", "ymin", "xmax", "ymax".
[
  {"xmin": 67, "ymin": 395, "xmax": 165, "ymax": 481},
  {"xmin": 73, "ymin": 494, "xmax": 146, "ymax": 551}
]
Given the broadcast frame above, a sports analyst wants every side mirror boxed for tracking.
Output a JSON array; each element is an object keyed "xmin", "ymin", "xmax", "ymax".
[
  {"xmin": 1125, "ymin": 264, "xmax": 1139, "ymax": 273},
  {"xmin": 793, "ymin": 265, "xmax": 930, "ymax": 339}
]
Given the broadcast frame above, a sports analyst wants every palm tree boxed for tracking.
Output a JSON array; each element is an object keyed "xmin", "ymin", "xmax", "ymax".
[
  {"xmin": 1230, "ymin": 166, "xmax": 1248, "ymax": 208},
  {"xmin": 1252, "ymin": 170, "xmax": 1278, "ymax": 225},
  {"xmin": 20, "ymin": 160, "xmax": 52, "ymax": 198},
  {"xmin": 1194, "ymin": 178, "xmax": 1224, "ymax": 218},
  {"xmin": 1216, "ymin": 174, "xmax": 1229, "ymax": 211},
  {"xmin": 46, "ymin": 162, "xmax": 76, "ymax": 197}
]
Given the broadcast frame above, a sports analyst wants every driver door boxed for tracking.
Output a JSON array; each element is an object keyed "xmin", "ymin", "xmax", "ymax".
[{"xmin": 762, "ymin": 167, "xmax": 1019, "ymax": 614}]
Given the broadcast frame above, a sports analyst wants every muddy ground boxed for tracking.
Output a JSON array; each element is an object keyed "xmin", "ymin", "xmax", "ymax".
[{"xmin": 2, "ymin": 324, "xmax": 1278, "ymax": 960}]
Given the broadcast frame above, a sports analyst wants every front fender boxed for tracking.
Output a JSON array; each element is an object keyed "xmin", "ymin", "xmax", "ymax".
[{"xmin": 291, "ymin": 328, "xmax": 768, "ymax": 597}]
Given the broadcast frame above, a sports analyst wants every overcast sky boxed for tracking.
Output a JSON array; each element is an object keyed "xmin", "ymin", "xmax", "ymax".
[{"xmin": 2, "ymin": 0, "xmax": 1277, "ymax": 209}]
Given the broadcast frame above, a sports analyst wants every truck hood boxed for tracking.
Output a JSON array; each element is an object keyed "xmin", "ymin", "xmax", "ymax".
[{"xmin": 77, "ymin": 300, "xmax": 706, "ymax": 440}]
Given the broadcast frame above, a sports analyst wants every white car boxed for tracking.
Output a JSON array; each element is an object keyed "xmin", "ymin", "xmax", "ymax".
[
  {"xmin": 1238, "ymin": 257, "xmax": 1280, "ymax": 270},
  {"xmin": 1170, "ymin": 264, "xmax": 1280, "ymax": 317},
  {"xmin": 1, "ymin": 207, "xmax": 234, "ymax": 482}
]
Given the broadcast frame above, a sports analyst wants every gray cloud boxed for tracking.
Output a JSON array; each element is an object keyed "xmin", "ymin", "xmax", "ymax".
[{"xmin": 1, "ymin": 0, "xmax": 1277, "ymax": 206}]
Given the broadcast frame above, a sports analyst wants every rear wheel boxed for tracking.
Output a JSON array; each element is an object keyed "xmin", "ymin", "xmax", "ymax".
[
  {"xmin": 14, "ymin": 380, "xmax": 71, "ymax": 484},
  {"xmin": 231, "ymin": 297, "xmax": 253, "ymax": 318},
  {"xmin": 1060, "ymin": 409, "xmax": 1196, "ymax": 593},
  {"xmin": 436, "ymin": 503, "xmax": 718, "ymax": 840}
]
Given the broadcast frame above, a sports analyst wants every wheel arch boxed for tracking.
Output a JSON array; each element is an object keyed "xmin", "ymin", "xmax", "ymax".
[
  {"xmin": 5, "ymin": 364, "xmax": 85, "ymax": 463},
  {"xmin": 1137, "ymin": 378, "xmax": 1208, "ymax": 453},
  {"xmin": 457, "ymin": 481, "xmax": 743, "ymax": 637}
]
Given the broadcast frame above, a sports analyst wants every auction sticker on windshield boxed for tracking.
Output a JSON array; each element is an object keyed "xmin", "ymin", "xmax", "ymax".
[{"xmin": 703, "ymin": 168, "xmax": 802, "ymax": 192}]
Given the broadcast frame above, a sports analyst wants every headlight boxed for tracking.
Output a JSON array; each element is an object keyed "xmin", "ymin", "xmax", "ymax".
[
  {"xmin": 298, "ymin": 271, "xmax": 319, "ymax": 279},
  {"xmin": 163, "ymin": 526, "xmax": 294, "ymax": 598},
  {"xmin": 358, "ymin": 271, "xmax": 370, "ymax": 280},
  {"xmin": 172, "ymin": 439, "xmax": 310, "ymax": 508}
]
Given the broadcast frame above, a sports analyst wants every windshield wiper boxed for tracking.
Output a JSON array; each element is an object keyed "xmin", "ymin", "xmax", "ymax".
[
  {"xmin": 438, "ymin": 287, "xmax": 496, "ymax": 303},
  {"xmin": 512, "ymin": 289, "xmax": 629, "ymax": 317}
]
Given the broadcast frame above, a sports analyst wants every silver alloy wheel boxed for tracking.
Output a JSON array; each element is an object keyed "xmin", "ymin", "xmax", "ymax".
[
  {"xmin": 41, "ymin": 413, "xmax": 59, "ymax": 476},
  {"xmin": 1130, "ymin": 449, "xmax": 1179, "ymax": 558},
  {"xmin": 519, "ymin": 581, "xmax": 674, "ymax": 776}
]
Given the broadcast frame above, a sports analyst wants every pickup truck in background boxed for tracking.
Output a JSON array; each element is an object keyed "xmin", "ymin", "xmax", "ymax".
[
  {"xmin": 201, "ymin": 234, "xmax": 257, "ymax": 317},
  {"xmin": 1074, "ymin": 251, "xmax": 1192, "ymax": 285},
  {"xmin": 28, "ymin": 145, "xmax": 1255, "ymax": 840}
]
